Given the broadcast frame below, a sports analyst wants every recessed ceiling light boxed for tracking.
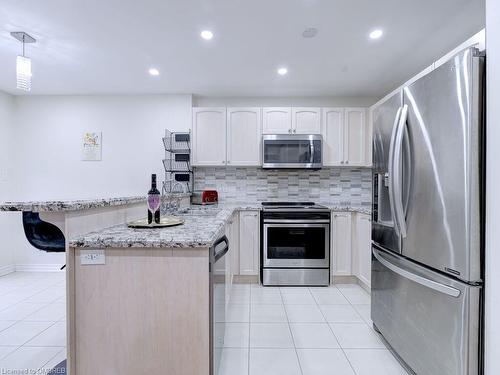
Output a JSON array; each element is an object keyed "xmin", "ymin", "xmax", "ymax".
[
  {"xmin": 149, "ymin": 68, "xmax": 160, "ymax": 76},
  {"xmin": 369, "ymin": 29, "xmax": 383, "ymax": 40},
  {"xmin": 277, "ymin": 67, "xmax": 288, "ymax": 76},
  {"xmin": 302, "ymin": 28, "xmax": 318, "ymax": 38},
  {"xmin": 200, "ymin": 30, "xmax": 214, "ymax": 40}
]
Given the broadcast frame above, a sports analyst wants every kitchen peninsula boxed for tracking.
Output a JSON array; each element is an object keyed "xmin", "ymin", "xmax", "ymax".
[{"xmin": 65, "ymin": 203, "xmax": 370, "ymax": 375}]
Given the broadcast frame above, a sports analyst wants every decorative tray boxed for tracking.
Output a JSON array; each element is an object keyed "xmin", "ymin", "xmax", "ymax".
[{"xmin": 127, "ymin": 216, "xmax": 184, "ymax": 228}]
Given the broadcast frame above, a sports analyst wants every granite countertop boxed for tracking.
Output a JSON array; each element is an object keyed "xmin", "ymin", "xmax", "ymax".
[
  {"xmin": 69, "ymin": 207, "xmax": 235, "ymax": 249},
  {"xmin": 0, "ymin": 194, "xmax": 192, "ymax": 212},
  {"xmin": 69, "ymin": 203, "xmax": 371, "ymax": 249}
]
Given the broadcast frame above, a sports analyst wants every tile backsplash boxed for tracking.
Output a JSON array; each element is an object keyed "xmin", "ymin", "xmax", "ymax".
[{"xmin": 193, "ymin": 167, "xmax": 372, "ymax": 208}]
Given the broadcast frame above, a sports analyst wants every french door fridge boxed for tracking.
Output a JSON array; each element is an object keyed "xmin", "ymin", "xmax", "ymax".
[{"xmin": 371, "ymin": 46, "xmax": 485, "ymax": 375}]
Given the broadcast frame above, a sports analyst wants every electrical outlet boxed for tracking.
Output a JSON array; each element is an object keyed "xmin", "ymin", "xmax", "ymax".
[{"xmin": 80, "ymin": 249, "xmax": 105, "ymax": 265}]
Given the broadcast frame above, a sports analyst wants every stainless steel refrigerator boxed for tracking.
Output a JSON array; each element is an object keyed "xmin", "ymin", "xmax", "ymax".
[{"xmin": 371, "ymin": 46, "xmax": 485, "ymax": 375}]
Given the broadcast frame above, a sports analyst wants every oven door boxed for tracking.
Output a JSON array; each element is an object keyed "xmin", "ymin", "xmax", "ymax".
[
  {"xmin": 263, "ymin": 223, "xmax": 330, "ymax": 267},
  {"xmin": 262, "ymin": 135, "xmax": 322, "ymax": 169}
]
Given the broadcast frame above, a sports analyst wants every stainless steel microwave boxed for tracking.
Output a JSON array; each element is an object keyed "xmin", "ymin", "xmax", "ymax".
[{"xmin": 262, "ymin": 134, "xmax": 323, "ymax": 169}]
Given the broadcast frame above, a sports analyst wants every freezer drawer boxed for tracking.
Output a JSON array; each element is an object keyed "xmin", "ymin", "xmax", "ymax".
[{"xmin": 371, "ymin": 246, "xmax": 482, "ymax": 375}]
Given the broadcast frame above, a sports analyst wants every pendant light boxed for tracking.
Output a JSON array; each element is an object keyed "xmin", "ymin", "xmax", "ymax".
[{"xmin": 10, "ymin": 32, "xmax": 36, "ymax": 92}]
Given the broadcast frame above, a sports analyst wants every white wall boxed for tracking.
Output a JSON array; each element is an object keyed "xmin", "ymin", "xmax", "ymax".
[
  {"xmin": 193, "ymin": 95, "xmax": 376, "ymax": 107},
  {"xmin": 10, "ymin": 94, "xmax": 192, "ymax": 200},
  {"xmin": 0, "ymin": 91, "xmax": 16, "ymax": 274},
  {"xmin": 485, "ymin": 1, "xmax": 499, "ymax": 373},
  {"xmin": 3, "ymin": 94, "xmax": 192, "ymax": 269}
]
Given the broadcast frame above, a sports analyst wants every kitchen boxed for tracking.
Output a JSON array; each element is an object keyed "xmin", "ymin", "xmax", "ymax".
[{"xmin": 0, "ymin": 1, "xmax": 497, "ymax": 374}]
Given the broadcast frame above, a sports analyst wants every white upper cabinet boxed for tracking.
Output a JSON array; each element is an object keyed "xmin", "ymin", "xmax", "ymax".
[
  {"xmin": 192, "ymin": 106, "xmax": 368, "ymax": 166},
  {"xmin": 322, "ymin": 107, "xmax": 367, "ymax": 166},
  {"xmin": 322, "ymin": 108, "xmax": 345, "ymax": 166},
  {"xmin": 344, "ymin": 108, "xmax": 366, "ymax": 166},
  {"xmin": 227, "ymin": 108, "xmax": 262, "ymax": 166},
  {"xmin": 192, "ymin": 108, "xmax": 227, "ymax": 166},
  {"xmin": 262, "ymin": 107, "xmax": 292, "ymax": 134},
  {"xmin": 292, "ymin": 108, "xmax": 321, "ymax": 134}
]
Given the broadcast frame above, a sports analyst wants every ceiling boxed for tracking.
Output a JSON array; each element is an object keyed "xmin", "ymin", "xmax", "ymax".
[{"xmin": 0, "ymin": 0, "xmax": 485, "ymax": 98}]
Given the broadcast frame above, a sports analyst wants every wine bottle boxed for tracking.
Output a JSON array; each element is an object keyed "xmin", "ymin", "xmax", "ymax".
[{"xmin": 147, "ymin": 174, "xmax": 161, "ymax": 224}]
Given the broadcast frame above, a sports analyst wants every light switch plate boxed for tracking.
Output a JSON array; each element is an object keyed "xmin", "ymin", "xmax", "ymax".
[{"xmin": 80, "ymin": 249, "xmax": 105, "ymax": 265}]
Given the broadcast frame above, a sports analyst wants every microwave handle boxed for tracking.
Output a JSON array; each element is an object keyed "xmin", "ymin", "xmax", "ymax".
[{"xmin": 309, "ymin": 141, "xmax": 314, "ymax": 164}]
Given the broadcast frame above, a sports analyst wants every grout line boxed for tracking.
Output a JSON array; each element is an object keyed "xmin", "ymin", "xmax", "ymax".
[
  {"xmin": 279, "ymin": 287, "xmax": 304, "ymax": 375},
  {"xmin": 321, "ymin": 307, "xmax": 359, "ymax": 375},
  {"xmin": 38, "ymin": 346, "xmax": 66, "ymax": 372},
  {"xmin": 20, "ymin": 320, "xmax": 60, "ymax": 347},
  {"xmin": 248, "ymin": 285, "xmax": 252, "ymax": 375}
]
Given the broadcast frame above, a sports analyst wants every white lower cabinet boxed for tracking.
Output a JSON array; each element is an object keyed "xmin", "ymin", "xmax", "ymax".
[
  {"xmin": 331, "ymin": 212, "xmax": 352, "ymax": 276},
  {"xmin": 238, "ymin": 210, "xmax": 260, "ymax": 276},
  {"xmin": 352, "ymin": 213, "xmax": 372, "ymax": 287},
  {"xmin": 230, "ymin": 212, "xmax": 239, "ymax": 277},
  {"xmin": 331, "ymin": 211, "xmax": 372, "ymax": 287},
  {"xmin": 224, "ymin": 219, "xmax": 233, "ymax": 304}
]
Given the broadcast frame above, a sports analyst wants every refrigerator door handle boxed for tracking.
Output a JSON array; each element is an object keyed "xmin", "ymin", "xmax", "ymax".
[
  {"xmin": 393, "ymin": 104, "xmax": 409, "ymax": 238},
  {"xmin": 388, "ymin": 106, "xmax": 402, "ymax": 236},
  {"xmin": 373, "ymin": 248, "xmax": 461, "ymax": 298}
]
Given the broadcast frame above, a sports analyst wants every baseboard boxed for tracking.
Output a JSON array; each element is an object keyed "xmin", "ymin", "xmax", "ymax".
[
  {"xmin": 15, "ymin": 264, "xmax": 65, "ymax": 272},
  {"xmin": 332, "ymin": 275, "xmax": 358, "ymax": 284},
  {"xmin": 332, "ymin": 275, "xmax": 371, "ymax": 294},
  {"xmin": 233, "ymin": 275, "xmax": 259, "ymax": 284},
  {"xmin": 356, "ymin": 277, "xmax": 371, "ymax": 293},
  {"xmin": 0, "ymin": 264, "xmax": 15, "ymax": 277}
]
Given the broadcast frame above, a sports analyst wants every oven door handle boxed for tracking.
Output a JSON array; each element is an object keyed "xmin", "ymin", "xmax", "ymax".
[{"xmin": 263, "ymin": 219, "xmax": 331, "ymax": 224}]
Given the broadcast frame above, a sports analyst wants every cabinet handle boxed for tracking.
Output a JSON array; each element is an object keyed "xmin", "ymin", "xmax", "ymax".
[
  {"xmin": 346, "ymin": 161, "xmax": 349, "ymax": 164},
  {"xmin": 293, "ymin": 129, "xmax": 296, "ymax": 133},
  {"xmin": 341, "ymin": 161, "xmax": 344, "ymax": 164},
  {"xmin": 228, "ymin": 161, "xmax": 231, "ymax": 164}
]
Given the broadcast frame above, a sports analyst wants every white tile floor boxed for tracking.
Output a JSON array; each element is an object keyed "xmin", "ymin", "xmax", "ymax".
[
  {"xmin": 0, "ymin": 272, "xmax": 408, "ymax": 375},
  {"xmin": 219, "ymin": 283, "xmax": 409, "ymax": 375},
  {"xmin": 0, "ymin": 272, "xmax": 66, "ymax": 373}
]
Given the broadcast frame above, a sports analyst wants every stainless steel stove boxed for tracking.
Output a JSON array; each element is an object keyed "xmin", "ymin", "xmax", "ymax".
[{"xmin": 261, "ymin": 202, "xmax": 331, "ymax": 286}]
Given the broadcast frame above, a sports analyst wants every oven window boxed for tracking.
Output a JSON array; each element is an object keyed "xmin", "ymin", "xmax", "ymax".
[{"xmin": 267, "ymin": 227, "xmax": 326, "ymax": 259}]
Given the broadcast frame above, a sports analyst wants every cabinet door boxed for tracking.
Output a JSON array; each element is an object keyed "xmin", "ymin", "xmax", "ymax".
[
  {"xmin": 355, "ymin": 213, "xmax": 372, "ymax": 287},
  {"xmin": 365, "ymin": 108, "xmax": 373, "ymax": 167},
  {"xmin": 227, "ymin": 108, "xmax": 262, "ymax": 166},
  {"xmin": 230, "ymin": 212, "xmax": 240, "ymax": 276},
  {"xmin": 192, "ymin": 108, "xmax": 227, "ymax": 166},
  {"xmin": 225, "ymin": 221, "xmax": 232, "ymax": 305},
  {"xmin": 292, "ymin": 107, "xmax": 321, "ymax": 134},
  {"xmin": 262, "ymin": 107, "xmax": 292, "ymax": 134},
  {"xmin": 239, "ymin": 211, "xmax": 260, "ymax": 276},
  {"xmin": 331, "ymin": 212, "xmax": 352, "ymax": 276},
  {"xmin": 344, "ymin": 108, "xmax": 366, "ymax": 166},
  {"xmin": 322, "ymin": 108, "xmax": 345, "ymax": 166}
]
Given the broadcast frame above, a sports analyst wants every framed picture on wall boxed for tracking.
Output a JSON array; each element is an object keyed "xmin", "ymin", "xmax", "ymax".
[{"xmin": 82, "ymin": 132, "xmax": 102, "ymax": 161}]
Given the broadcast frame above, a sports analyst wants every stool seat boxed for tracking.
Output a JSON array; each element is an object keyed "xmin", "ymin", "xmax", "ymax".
[{"xmin": 22, "ymin": 211, "xmax": 65, "ymax": 252}]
